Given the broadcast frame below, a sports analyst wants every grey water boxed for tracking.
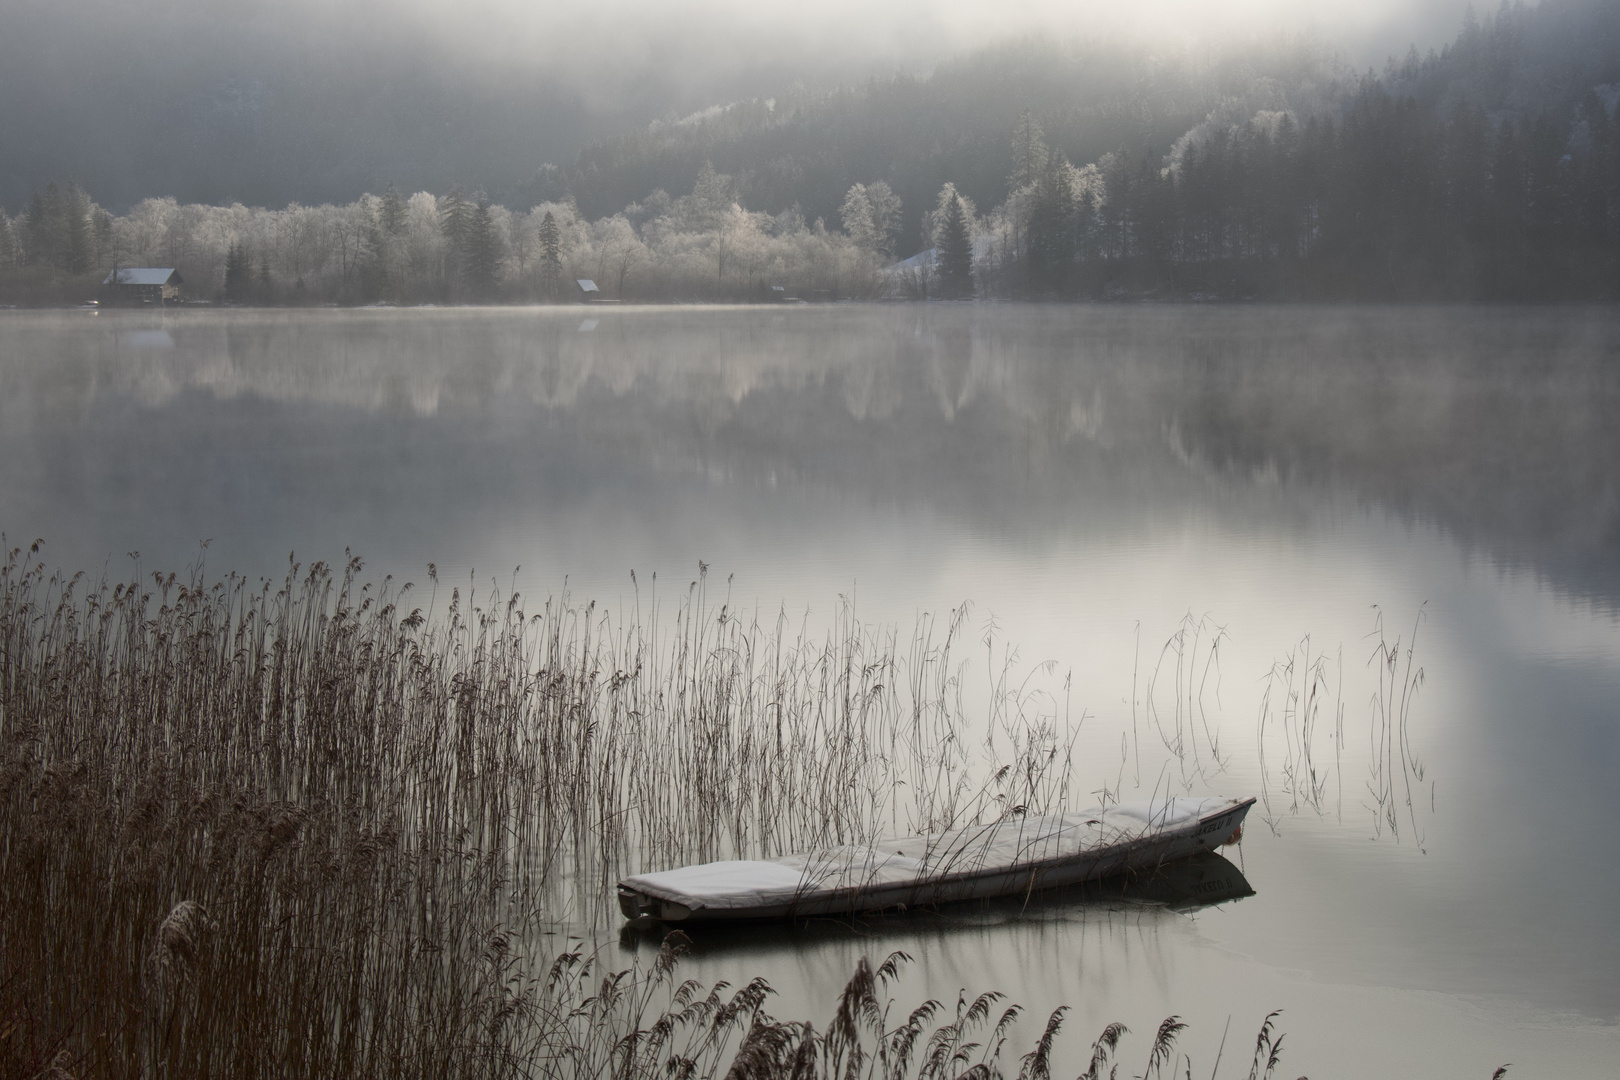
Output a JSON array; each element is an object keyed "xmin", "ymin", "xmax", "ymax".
[{"xmin": 2, "ymin": 304, "xmax": 1618, "ymax": 1078}]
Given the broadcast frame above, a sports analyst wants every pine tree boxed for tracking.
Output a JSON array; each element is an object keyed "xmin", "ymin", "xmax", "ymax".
[
  {"xmin": 1010, "ymin": 110, "xmax": 1049, "ymax": 192},
  {"xmin": 1027, "ymin": 154, "xmax": 1077, "ymax": 291},
  {"xmin": 26, "ymin": 186, "xmax": 61, "ymax": 270},
  {"xmin": 357, "ymin": 221, "xmax": 388, "ymax": 302},
  {"xmin": 0, "ymin": 212, "xmax": 16, "ymax": 269},
  {"xmin": 1488, "ymin": 120, "xmax": 1529, "ymax": 295},
  {"xmin": 439, "ymin": 188, "xmax": 474, "ymax": 287},
  {"xmin": 92, "ymin": 206, "xmax": 114, "ymax": 270},
  {"xmin": 223, "ymin": 242, "xmax": 253, "ymax": 302},
  {"xmin": 936, "ymin": 191, "xmax": 974, "ymax": 299},
  {"xmin": 537, "ymin": 211, "xmax": 562, "ymax": 299},
  {"xmin": 64, "ymin": 185, "xmax": 92, "ymax": 276},
  {"xmin": 464, "ymin": 199, "xmax": 501, "ymax": 298},
  {"xmin": 379, "ymin": 182, "xmax": 407, "ymax": 236}
]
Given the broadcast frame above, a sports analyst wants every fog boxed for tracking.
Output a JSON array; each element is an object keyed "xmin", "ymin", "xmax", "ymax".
[
  {"xmin": 1, "ymin": 0, "xmax": 1482, "ymax": 210},
  {"xmin": 392, "ymin": 0, "xmax": 1482, "ymax": 90}
]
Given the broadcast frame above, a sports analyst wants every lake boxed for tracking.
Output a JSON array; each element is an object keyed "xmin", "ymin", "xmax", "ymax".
[{"xmin": 2, "ymin": 303, "xmax": 1617, "ymax": 1078}]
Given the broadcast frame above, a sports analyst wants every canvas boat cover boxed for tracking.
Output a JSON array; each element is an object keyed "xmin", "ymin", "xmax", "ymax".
[{"xmin": 619, "ymin": 795, "xmax": 1253, "ymax": 921}]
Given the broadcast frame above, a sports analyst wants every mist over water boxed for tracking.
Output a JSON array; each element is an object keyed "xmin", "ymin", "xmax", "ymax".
[{"xmin": 2, "ymin": 303, "xmax": 1617, "ymax": 1077}]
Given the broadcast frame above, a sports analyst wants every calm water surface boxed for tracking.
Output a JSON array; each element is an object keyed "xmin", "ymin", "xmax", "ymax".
[{"xmin": 2, "ymin": 304, "xmax": 1618, "ymax": 1078}]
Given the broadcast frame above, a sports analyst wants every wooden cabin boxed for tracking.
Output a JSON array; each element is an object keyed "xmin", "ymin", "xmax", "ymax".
[{"xmin": 101, "ymin": 268, "xmax": 184, "ymax": 305}]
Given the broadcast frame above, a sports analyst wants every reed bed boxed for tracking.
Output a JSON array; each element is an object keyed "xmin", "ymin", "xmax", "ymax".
[
  {"xmin": 0, "ymin": 543, "xmax": 1089, "ymax": 1079},
  {"xmin": 1, "ymin": 539, "xmax": 1464, "ymax": 1079},
  {"xmin": 523, "ymin": 939, "xmax": 1308, "ymax": 1080}
]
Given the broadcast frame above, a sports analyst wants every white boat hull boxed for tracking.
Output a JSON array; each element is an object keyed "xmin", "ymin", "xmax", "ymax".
[{"xmin": 618, "ymin": 796, "xmax": 1255, "ymax": 923}]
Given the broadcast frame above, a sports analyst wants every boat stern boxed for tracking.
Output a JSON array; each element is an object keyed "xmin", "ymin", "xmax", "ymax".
[{"xmin": 618, "ymin": 885, "xmax": 693, "ymax": 923}]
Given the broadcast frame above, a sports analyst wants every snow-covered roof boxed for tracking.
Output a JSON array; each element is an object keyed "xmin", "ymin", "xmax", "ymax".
[
  {"xmin": 576, "ymin": 278, "xmax": 599, "ymax": 293},
  {"xmin": 103, "ymin": 268, "xmax": 181, "ymax": 286},
  {"xmin": 881, "ymin": 248, "xmax": 937, "ymax": 274}
]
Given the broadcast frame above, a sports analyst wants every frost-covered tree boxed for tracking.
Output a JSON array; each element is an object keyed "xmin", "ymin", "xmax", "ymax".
[
  {"xmin": 840, "ymin": 181, "xmax": 901, "ymax": 259},
  {"xmin": 923, "ymin": 183, "xmax": 978, "ymax": 252},
  {"xmin": 771, "ymin": 204, "xmax": 806, "ymax": 237},
  {"xmin": 0, "ymin": 179, "xmax": 893, "ymax": 303},
  {"xmin": 592, "ymin": 214, "xmax": 646, "ymax": 297},
  {"xmin": 679, "ymin": 162, "xmax": 733, "ymax": 233},
  {"xmin": 840, "ymin": 184, "xmax": 874, "ymax": 247},
  {"xmin": 402, "ymin": 191, "xmax": 446, "ymax": 293},
  {"xmin": 717, "ymin": 204, "xmax": 769, "ymax": 283}
]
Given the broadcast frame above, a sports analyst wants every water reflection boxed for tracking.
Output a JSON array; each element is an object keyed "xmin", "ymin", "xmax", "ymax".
[
  {"xmin": 2, "ymin": 305, "xmax": 1618, "ymax": 1074},
  {"xmin": 1, "ymin": 304, "xmax": 1614, "ymax": 603}
]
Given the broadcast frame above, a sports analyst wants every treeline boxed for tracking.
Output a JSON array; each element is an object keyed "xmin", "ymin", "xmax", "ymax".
[
  {"xmin": 0, "ymin": 183, "xmax": 115, "ymax": 282},
  {"xmin": 973, "ymin": 83, "xmax": 1620, "ymax": 300},
  {"xmin": 7, "ymin": 76, "xmax": 1616, "ymax": 306},
  {"xmin": 3, "ymin": 3, "xmax": 1617, "ymax": 304},
  {"xmin": 965, "ymin": 1, "xmax": 1620, "ymax": 300},
  {"xmin": 560, "ymin": 35, "xmax": 1345, "ymax": 259},
  {"xmin": 0, "ymin": 172, "xmax": 878, "ymax": 305}
]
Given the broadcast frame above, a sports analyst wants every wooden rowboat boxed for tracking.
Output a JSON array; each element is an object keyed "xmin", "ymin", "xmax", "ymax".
[{"xmin": 618, "ymin": 795, "xmax": 1255, "ymax": 923}]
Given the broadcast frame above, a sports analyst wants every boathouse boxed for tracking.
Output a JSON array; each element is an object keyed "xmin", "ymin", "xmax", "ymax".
[{"xmin": 102, "ymin": 268, "xmax": 184, "ymax": 305}]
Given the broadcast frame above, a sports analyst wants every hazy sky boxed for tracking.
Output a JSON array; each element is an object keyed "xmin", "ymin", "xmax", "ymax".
[
  {"xmin": 398, "ymin": 0, "xmax": 1481, "ymax": 74},
  {"xmin": 30, "ymin": 0, "xmax": 1483, "ymax": 94}
]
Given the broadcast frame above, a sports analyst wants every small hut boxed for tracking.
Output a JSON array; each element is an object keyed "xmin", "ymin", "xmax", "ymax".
[{"xmin": 102, "ymin": 268, "xmax": 184, "ymax": 305}]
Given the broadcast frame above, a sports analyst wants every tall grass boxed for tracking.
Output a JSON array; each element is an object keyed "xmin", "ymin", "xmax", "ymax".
[{"xmin": 0, "ymin": 543, "xmax": 1097, "ymax": 1078}]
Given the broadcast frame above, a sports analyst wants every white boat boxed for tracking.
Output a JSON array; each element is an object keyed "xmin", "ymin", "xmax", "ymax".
[{"xmin": 617, "ymin": 795, "xmax": 1255, "ymax": 923}]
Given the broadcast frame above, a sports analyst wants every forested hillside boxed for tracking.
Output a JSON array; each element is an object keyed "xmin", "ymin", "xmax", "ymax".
[
  {"xmin": 564, "ymin": 35, "xmax": 1349, "ymax": 254},
  {"xmin": 556, "ymin": 0, "xmax": 1620, "ymax": 299}
]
